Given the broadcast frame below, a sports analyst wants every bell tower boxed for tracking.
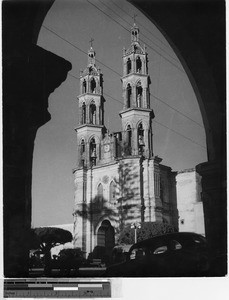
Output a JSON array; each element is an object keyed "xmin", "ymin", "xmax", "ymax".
[
  {"xmin": 120, "ymin": 23, "xmax": 154, "ymax": 158},
  {"xmin": 76, "ymin": 41, "xmax": 105, "ymax": 168}
]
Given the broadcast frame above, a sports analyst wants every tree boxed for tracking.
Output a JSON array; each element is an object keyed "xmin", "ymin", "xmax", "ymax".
[
  {"xmin": 31, "ymin": 227, "xmax": 72, "ymax": 276},
  {"xmin": 58, "ymin": 248, "xmax": 86, "ymax": 276},
  {"xmin": 118, "ymin": 222, "xmax": 177, "ymax": 245}
]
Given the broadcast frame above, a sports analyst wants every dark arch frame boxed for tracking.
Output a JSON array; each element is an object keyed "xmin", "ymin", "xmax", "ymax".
[{"xmin": 3, "ymin": 0, "xmax": 226, "ymax": 277}]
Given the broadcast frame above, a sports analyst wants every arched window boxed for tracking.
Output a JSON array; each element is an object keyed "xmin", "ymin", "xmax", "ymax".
[
  {"xmin": 82, "ymin": 102, "xmax": 86, "ymax": 124},
  {"xmin": 98, "ymin": 183, "xmax": 103, "ymax": 197},
  {"xmin": 126, "ymin": 125, "xmax": 132, "ymax": 155},
  {"xmin": 89, "ymin": 102, "xmax": 96, "ymax": 124},
  {"xmin": 80, "ymin": 139, "xmax": 85, "ymax": 154},
  {"xmin": 127, "ymin": 84, "xmax": 132, "ymax": 108},
  {"xmin": 82, "ymin": 79, "xmax": 87, "ymax": 93},
  {"xmin": 136, "ymin": 82, "xmax": 143, "ymax": 108},
  {"xmin": 80, "ymin": 139, "xmax": 85, "ymax": 167},
  {"xmin": 160, "ymin": 182, "xmax": 164, "ymax": 204},
  {"xmin": 138, "ymin": 123, "xmax": 145, "ymax": 155},
  {"xmin": 90, "ymin": 78, "xmax": 96, "ymax": 93},
  {"xmin": 127, "ymin": 58, "xmax": 131, "ymax": 74},
  {"xmin": 97, "ymin": 183, "xmax": 104, "ymax": 207},
  {"xmin": 136, "ymin": 56, "xmax": 142, "ymax": 73},
  {"xmin": 90, "ymin": 137, "xmax": 97, "ymax": 165},
  {"xmin": 109, "ymin": 181, "xmax": 116, "ymax": 204}
]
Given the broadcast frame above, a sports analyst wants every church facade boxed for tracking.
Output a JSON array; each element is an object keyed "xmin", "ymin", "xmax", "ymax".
[{"xmin": 73, "ymin": 23, "xmax": 179, "ymax": 257}]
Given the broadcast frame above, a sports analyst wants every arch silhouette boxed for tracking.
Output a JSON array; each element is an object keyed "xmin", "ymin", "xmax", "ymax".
[{"xmin": 3, "ymin": 0, "xmax": 225, "ymax": 277}]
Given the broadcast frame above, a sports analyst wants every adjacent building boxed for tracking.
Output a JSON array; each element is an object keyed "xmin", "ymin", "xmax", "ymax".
[{"xmin": 176, "ymin": 169, "xmax": 205, "ymax": 236}]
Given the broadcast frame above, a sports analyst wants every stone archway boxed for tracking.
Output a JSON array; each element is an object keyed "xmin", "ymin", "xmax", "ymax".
[{"xmin": 97, "ymin": 220, "xmax": 115, "ymax": 263}]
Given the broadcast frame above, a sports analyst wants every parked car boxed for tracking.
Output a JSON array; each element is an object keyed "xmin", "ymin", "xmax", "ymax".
[{"xmin": 104, "ymin": 232, "xmax": 210, "ymax": 277}]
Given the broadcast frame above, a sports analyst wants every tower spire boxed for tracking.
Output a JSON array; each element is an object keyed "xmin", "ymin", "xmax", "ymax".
[
  {"xmin": 89, "ymin": 37, "xmax": 94, "ymax": 48},
  {"xmin": 131, "ymin": 16, "xmax": 140, "ymax": 43},
  {"xmin": 88, "ymin": 38, "xmax": 96, "ymax": 66}
]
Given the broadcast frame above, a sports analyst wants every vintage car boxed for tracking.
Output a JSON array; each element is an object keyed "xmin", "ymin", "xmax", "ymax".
[{"xmin": 104, "ymin": 232, "xmax": 210, "ymax": 277}]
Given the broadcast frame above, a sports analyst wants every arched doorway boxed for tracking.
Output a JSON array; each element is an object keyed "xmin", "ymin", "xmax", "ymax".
[{"xmin": 96, "ymin": 220, "xmax": 115, "ymax": 263}]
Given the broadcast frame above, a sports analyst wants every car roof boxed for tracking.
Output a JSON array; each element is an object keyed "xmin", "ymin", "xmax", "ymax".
[{"xmin": 129, "ymin": 232, "xmax": 206, "ymax": 251}]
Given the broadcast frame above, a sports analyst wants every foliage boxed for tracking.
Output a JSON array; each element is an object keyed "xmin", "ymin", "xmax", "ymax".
[
  {"xmin": 118, "ymin": 222, "xmax": 178, "ymax": 244},
  {"xmin": 59, "ymin": 248, "xmax": 84, "ymax": 262},
  {"xmin": 31, "ymin": 227, "xmax": 73, "ymax": 249},
  {"xmin": 30, "ymin": 227, "xmax": 72, "ymax": 275},
  {"xmin": 58, "ymin": 248, "xmax": 86, "ymax": 275}
]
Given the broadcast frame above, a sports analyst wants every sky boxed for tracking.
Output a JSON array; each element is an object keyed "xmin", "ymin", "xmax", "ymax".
[{"xmin": 32, "ymin": 0, "xmax": 207, "ymax": 227}]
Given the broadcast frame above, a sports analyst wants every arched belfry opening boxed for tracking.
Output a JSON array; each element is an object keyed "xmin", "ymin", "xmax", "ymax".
[
  {"xmin": 80, "ymin": 139, "xmax": 85, "ymax": 155},
  {"xmin": 89, "ymin": 137, "xmax": 97, "ymax": 165},
  {"xmin": 89, "ymin": 102, "xmax": 96, "ymax": 124},
  {"xmin": 126, "ymin": 124, "xmax": 132, "ymax": 155},
  {"xmin": 82, "ymin": 102, "xmax": 86, "ymax": 124},
  {"xmin": 138, "ymin": 123, "xmax": 145, "ymax": 155},
  {"xmin": 97, "ymin": 220, "xmax": 115, "ymax": 259},
  {"xmin": 136, "ymin": 56, "xmax": 142, "ymax": 73},
  {"xmin": 90, "ymin": 77, "xmax": 96, "ymax": 93},
  {"xmin": 126, "ymin": 83, "xmax": 132, "ymax": 108},
  {"xmin": 82, "ymin": 79, "xmax": 87, "ymax": 93},
  {"xmin": 127, "ymin": 58, "xmax": 131, "ymax": 74},
  {"xmin": 80, "ymin": 139, "xmax": 85, "ymax": 167},
  {"xmin": 136, "ymin": 82, "xmax": 143, "ymax": 107}
]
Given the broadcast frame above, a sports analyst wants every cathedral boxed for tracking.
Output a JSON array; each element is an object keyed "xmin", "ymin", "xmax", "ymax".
[{"xmin": 72, "ymin": 23, "xmax": 201, "ymax": 258}]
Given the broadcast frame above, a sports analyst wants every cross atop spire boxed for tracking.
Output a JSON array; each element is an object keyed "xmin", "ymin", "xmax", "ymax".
[
  {"xmin": 89, "ymin": 38, "xmax": 94, "ymax": 48},
  {"xmin": 132, "ymin": 14, "xmax": 137, "ymax": 24}
]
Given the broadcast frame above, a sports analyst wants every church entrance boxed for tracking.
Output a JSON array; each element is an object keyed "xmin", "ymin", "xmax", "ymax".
[{"xmin": 96, "ymin": 220, "xmax": 115, "ymax": 264}]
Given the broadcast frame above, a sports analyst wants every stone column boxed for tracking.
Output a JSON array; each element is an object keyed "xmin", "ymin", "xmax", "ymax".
[
  {"xmin": 142, "ymin": 58, "xmax": 146, "ymax": 74},
  {"xmin": 123, "ymin": 59, "xmax": 126, "ymax": 76},
  {"xmin": 144, "ymin": 128, "xmax": 149, "ymax": 157},
  {"xmin": 122, "ymin": 87, "xmax": 126, "ymax": 109},
  {"xmin": 132, "ymin": 55, "xmax": 136, "ymax": 73},
  {"xmin": 86, "ymin": 104, "xmax": 90, "ymax": 123},
  {"xmin": 196, "ymin": 161, "xmax": 227, "ymax": 275},
  {"xmin": 78, "ymin": 105, "xmax": 82, "ymax": 125},
  {"xmin": 143, "ymin": 88, "xmax": 147, "ymax": 108},
  {"xmin": 132, "ymin": 86, "xmax": 136, "ymax": 107}
]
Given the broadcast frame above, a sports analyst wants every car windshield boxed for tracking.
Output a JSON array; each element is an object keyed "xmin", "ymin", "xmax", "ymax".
[{"xmin": 129, "ymin": 248, "xmax": 147, "ymax": 260}]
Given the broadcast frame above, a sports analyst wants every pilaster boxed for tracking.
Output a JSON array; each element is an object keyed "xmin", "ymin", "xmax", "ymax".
[{"xmin": 196, "ymin": 160, "xmax": 227, "ymax": 275}]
